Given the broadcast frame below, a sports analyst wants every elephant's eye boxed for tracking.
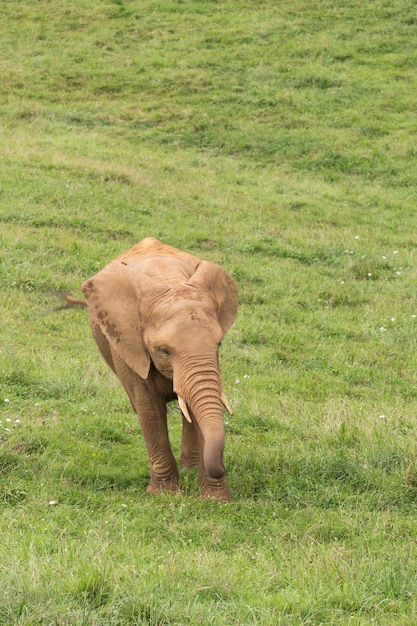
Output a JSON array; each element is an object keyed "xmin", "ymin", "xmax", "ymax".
[{"xmin": 158, "ymin": 346, "xmax": 171, "ymax": 358}]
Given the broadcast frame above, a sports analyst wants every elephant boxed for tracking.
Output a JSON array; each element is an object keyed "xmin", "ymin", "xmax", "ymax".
[{"xmin": 81, "ymin": 237, "xmax": 238, "ymax": 502}]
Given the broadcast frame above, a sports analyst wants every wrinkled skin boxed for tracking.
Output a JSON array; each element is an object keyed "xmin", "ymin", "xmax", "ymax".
[{"xmin": 82, "ymin": 238, "xmax": 238, "ymax": 501}]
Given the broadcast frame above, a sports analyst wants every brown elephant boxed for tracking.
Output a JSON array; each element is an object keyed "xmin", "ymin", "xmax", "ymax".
[{"xmin": 81, "ymin": 237, "xmax": 238, "ymax": 502}]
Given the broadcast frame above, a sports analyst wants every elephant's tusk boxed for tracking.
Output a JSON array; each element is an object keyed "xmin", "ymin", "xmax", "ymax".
[
  {"xmin": 221, "ymin": 393, "xmax": 233, "ymax": 415},
  {"xmin": 178, "ymin": 396, "xmax": 192, "ymax": 423}
]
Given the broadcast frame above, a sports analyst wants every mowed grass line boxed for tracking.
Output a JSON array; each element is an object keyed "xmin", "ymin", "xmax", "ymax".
[{"xmin": 2, "ymin": 1, "xmax": 417, "ymax": 624}]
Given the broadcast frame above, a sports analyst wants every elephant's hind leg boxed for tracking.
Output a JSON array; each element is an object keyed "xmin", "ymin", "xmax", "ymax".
[{"xmin": 180, "ymin": 414, "xmax": 200, "ymax": 470}]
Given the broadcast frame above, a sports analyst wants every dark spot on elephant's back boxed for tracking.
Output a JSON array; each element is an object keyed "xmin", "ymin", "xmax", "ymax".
[{"xmin": 83, "ymin": 280, "xmax": 94, "ymax": 294}]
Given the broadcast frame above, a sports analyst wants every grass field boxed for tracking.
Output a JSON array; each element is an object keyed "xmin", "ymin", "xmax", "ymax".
[{"xmin": 1, "ymin": 1, "xmax": 417, "ymax": 624}]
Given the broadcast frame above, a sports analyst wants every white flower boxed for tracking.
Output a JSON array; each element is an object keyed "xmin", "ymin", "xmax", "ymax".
[
  {"xmin": 378, "ymin": 415, "xmax": 386, "ymax": 419},
  {"xmin": 4, "ymin": 398, "xmax": 10, "ymax": 403},
  {"xmin": 48, "ymin": 500, "xmax": 58, "ymax": 506},
  {"xmin": 393, "ymin": 250, "xmax": 399, "ymax": 255},
  {"xmin": 235, "ymin": 378, "xmax": 240, "ymax": 384},
  {"xmin": 367, "ymin": 273, "xmax": 372, "ymax": 277},
  {"xmin": 379, "ymin": 327, "xmax": 387, "ymax": 332}
]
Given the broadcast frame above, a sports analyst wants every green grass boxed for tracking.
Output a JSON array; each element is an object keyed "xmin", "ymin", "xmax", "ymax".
[{"xmin": 2, "ymin": 0, "xmax": 417, "ymax": 623}]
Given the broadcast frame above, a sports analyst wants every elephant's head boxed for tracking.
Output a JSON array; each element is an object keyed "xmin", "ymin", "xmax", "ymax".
[{"xmin": 82, "ymin": 239, "xmax": 238, "ymax": 484}]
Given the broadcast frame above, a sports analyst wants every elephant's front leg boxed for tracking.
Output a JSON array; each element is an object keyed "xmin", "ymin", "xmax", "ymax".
[
  {"xmin": 111, "ymin": 355, "xmax": 179, "ymax": 494},
  {"xmin": 138, "ymin": 395, "xmax": 179, "ymax": 495}
]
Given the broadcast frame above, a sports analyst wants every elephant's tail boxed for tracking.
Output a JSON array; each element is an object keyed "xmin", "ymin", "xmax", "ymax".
[{"xmin": 63, "ymin": 293, "xmax": 88, "ymax": 308}]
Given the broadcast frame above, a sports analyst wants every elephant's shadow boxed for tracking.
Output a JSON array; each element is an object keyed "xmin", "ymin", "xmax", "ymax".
[
  {"xmin": 63, "ymin": 463, "xmax": 212, "ymax": 499},
  {"xmin": 60, "ymin": 418, "xmax": 204, "ymax": 497},
  {"xmin": 61, "ymin": 415, "xmax": 279, "ymax": 500},
  {"xmin": 61, "ymin": 441, "xmax": 287, "ymax": 501}
]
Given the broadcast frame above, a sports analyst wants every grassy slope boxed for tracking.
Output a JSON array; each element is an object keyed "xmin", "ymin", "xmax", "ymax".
[{"xmin": 1, "ymin": 1, "xmax": 417, "ymax": 624}]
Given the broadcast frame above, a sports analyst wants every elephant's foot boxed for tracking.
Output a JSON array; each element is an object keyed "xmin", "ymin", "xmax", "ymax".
[
  {"xmin": 146, "ymin": 475, "xmax": 180, "ymax": 496},
  {"xmin": 199, "ymin": 475, "xmax": 231, "ymax": 503}
]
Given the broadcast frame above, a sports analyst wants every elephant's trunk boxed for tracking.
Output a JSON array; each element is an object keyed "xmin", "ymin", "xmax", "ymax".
[{"xmin": 174, "ymin": 356, "xmax": 226, "ymax": 479}]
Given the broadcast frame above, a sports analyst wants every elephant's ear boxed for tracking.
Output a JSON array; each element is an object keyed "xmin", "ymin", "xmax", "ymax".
[
  {"xmin": 188, "ymin": 261, "xmax": 238, "ymax": 337},
  {"xmin": 82, "ymin": 261, "xmax": 165, "ymax": 379}
]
